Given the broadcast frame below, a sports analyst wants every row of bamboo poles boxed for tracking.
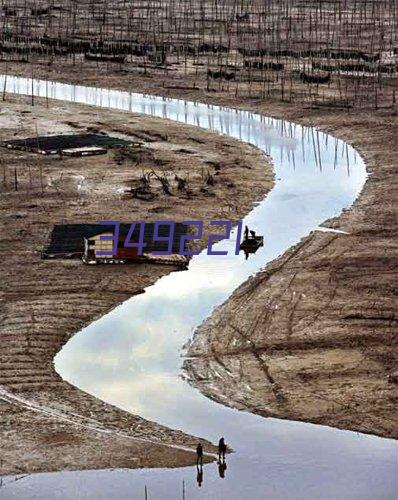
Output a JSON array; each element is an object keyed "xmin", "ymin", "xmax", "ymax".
[{"xmin": 0, "ymin": 0, "xmax": 397, "ymax": 108}]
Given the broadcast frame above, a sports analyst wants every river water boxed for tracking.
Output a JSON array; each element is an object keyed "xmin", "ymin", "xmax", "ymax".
[{"xmin": 1, "ymin": 76, "xmax": 397, "ymax": 500}]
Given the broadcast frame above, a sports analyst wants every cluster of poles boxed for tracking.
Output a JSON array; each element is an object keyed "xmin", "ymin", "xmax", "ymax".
[{"xmin": 0, "ymin": 0, "xmax": 397, "ymax": 108}]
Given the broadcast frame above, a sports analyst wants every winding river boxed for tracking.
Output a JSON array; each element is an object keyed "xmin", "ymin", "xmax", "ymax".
[{"xmin": 1, "ymin": 76, "xmax": 397, "ymax": 500}]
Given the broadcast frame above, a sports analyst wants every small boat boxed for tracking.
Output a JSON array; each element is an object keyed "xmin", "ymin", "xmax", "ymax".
[{"xmin": 240, "ymin": 235, "xmax": 264, "ymax": 253}]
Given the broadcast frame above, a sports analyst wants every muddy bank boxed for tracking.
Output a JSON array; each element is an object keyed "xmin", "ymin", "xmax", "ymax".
[
  {"xmin": 0, "ymin": 70, "xmax": 396, "ymax": 480},
  {"xmin": 0, "ymin": 96, "xmax": 273, "ymax": 475},
  {"xmin": 185, "ymin": 107, "xmax": 398, "ymax": 439}
]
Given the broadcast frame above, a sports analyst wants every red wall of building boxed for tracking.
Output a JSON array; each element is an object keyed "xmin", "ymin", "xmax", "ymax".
[{"xmin": 115, "ymin": 245, "xmax": 141, "ymax": 260}]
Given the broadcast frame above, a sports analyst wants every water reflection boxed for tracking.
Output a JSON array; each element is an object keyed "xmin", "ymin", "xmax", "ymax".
[
  {"xmin": 1, "ymin": 76, "xmax": 397, "ymax": 500},
  {"xmin": 218, "ymin": 459, "xmax": 227, "ymax": 479},
  {"xmin": 196, "ymin": 463, "xmax": 204, "ymax": 487}
]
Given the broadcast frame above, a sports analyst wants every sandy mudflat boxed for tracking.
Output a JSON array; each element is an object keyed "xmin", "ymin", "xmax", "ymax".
[
  {"xmin": 0, "ymin": 59, "xmax": 397, "ymax": 478},
  {"xmin": 185, "ymin": 104, "xmax": 398, "ymax": 440},
  {"xmin": 0, "ymin": 95, "xmax": 273, "ymax": 474}
]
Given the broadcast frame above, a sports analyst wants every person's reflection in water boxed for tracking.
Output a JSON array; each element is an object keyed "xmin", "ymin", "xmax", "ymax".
[
  {"xmin": 196, "ymin": 463, "xmax": 204, "ymax": 487},
  {"xmin": 218, "ymin": 459, "xmax": 227, "ymax": 479}
]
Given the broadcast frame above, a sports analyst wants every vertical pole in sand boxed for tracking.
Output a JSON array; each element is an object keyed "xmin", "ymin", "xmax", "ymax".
[
  {"xmin": 2, "ymin": 64, "xmax": 7, "ymax": 101},
  {"xmin": 31, "ymin": 67, "xmax": 34, "ymax": 107},
  {"xmin": 1, "ymin": 161, "xmax": 5, "ymax": 191},
  {"xmin": 182, "ymin": 479, "xmax": 186, "ymax": 500},
  {"xmin": 46, "ymin": 76, "xmax": 49, "ymax": 108},
  {"xmin": 144, "ymin": 485, "xmax": 148, "ymax": 500}
]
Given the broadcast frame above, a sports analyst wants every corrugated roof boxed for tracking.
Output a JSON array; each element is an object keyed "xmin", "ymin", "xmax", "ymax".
[{"xmin": 2, "ymin": 134, "xmax": 133, "ymax": 154}]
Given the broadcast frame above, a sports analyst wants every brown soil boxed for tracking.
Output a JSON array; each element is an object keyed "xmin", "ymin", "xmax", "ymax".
[
  {"xmin": 185, "ymin": 104, "xmax": 398, "ymax": 440},
  {"xmin": 0, "ymin": 96, "xmax": 273, "ymax": 475},
  {"xmin": 0, "ymin": 49, "xmax": 397, "ymax": 475},
  {"xmin": 1, "ymin": 0, "xmax": 397, "ymax": 108}
]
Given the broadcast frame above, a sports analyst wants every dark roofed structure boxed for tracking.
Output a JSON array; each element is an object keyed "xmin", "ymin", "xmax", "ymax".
[
  {"xmin": 42, "ymin": 223, "xmax": 188, "ymax": 259},
  {"xmin": 2, "ymin": 134, "xmax": 134, "ymax": 155}
]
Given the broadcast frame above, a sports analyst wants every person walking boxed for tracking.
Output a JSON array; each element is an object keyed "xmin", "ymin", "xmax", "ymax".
[
  {"xmin": 196, "ymin": 442, "xmax": 203, "ymax": 466},
  {"xmin": 218, "ymin": 437, "xmax": 226, "ymax": 461}
]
